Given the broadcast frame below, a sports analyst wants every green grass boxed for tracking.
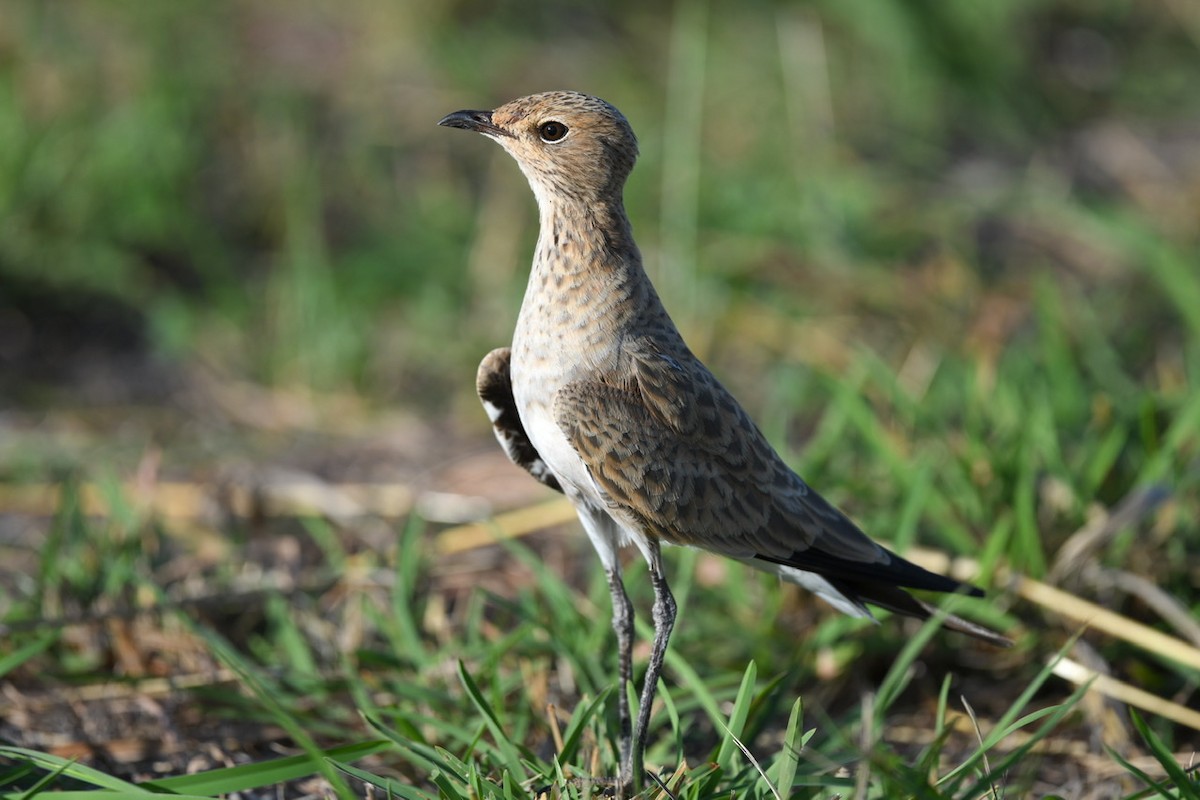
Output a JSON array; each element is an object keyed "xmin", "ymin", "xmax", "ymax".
[
  {"xmin": 2, "ymin": 502, "xmax": 1195, "ymax": 797},
  {"xmin": 3, "ymin": 0, "xmax": 1200, "ymax": 797}
]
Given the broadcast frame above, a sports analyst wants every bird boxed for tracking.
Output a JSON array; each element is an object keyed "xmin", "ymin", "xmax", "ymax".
[{"xmin": 439, "ymin": 91, "xmax": 1009, "ymax": 796}]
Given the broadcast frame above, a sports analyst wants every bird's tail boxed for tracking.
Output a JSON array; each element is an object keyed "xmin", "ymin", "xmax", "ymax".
[{"xmin": 827, "ymin": 577, "xmax": 1013, "ymax": 648}]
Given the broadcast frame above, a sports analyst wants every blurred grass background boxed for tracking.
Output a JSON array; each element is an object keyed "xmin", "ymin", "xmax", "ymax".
[
  {"xmin": 1, "ymin": 0, "xmax": 1199, "ymax": 796},
  {"xmin": 2, "ymin": 0, "xmax": 1195, "ymax": 413}
]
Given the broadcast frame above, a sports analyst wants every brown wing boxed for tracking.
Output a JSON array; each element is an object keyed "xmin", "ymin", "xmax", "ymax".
[
  {"xmin": 553, "ymin": 339, "xmax": 1010, "ymax": 646},
  {"xmin": 554, "ymin": 337, "xmax": 979, "ymax": 594},
  {"xmin": 552, "ymin": 338, "xmax": 877, "ymax": 556}
]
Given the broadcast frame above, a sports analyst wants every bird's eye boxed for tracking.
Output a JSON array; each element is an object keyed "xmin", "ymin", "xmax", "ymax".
[{"xmin": 538, "ymin": 121, "xmax": 568, "ymax": 143}]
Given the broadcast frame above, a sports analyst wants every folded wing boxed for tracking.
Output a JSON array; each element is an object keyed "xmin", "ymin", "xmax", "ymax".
[{"xmin": 553, "ymin": 337, "xmax": 1010, "ymax": 647}]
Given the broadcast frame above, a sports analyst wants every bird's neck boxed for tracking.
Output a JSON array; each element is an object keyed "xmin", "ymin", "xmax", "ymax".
[
  {"xmin": 527, "ymin": 195, "xmax": 646, "ymax": 301},
  {"xmin": 515, "ymin": 195, "xmax": 678, "ymax": 368},
  {"xmin": 536, "ymin": 196, "xmax": 636, "ymax": 273}
]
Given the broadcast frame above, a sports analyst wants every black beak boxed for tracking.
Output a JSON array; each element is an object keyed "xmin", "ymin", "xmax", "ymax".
[{"xmin": 437, "ymin": 109, "xmax": 510, "ymax": 137}]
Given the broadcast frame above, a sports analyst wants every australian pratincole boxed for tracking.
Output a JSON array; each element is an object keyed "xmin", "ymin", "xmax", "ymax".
[{"xmin": 439, "ymin": 90, "xmax": 1009, "ymax": 796}]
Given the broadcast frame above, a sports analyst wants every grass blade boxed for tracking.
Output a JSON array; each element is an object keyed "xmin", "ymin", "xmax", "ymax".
[
  {"xmin": 328, "ymin": 760, "xmax": 435, "ymax": 800},
  {"xmin": 147, "ymin": 741, "xmax": 392, "ymax": 795},
  {"xmin": 0, "ymin": 631, "xmax": 58, "ymax": 679},
  {"xmin": 772, "ymin": 695, "xmax": 804, "ymax": 794},
  {"xmin": 558, "ymin": 688, "xmax": 612, "ymax": 764},
  {"xmin": 457, "ymin": 659, "xmax": 527, "ymax": 779},
  {"xmin": 0, "ymin": 747, "xmax": 146, "ymax": 793},
  {"xmin": 715, "ymin": 660, "xmax": 758, "ymax": 772},
  {"xmin": 1129, "ymin": 708, "xmax": 1200, "ymax": 799}
]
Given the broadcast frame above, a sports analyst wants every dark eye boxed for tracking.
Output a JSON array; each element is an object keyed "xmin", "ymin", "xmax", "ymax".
[{"xmin": 538, "ymin": 121, "xmax": 568, "ymax": 142}]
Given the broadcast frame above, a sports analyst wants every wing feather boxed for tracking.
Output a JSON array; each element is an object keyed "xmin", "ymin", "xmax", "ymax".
[
  {"xmin": 551, "ymin": 338, "xmax": 1009, "ymax": 645},
  {"xmin": 554, "ymin": 338, "xmax": 876, "ymax": 561}
]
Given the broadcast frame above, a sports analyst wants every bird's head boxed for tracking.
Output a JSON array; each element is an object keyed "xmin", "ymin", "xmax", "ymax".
[{"xmin": 439, "ymin": 91, "xmax": 639, "ymax": 207}]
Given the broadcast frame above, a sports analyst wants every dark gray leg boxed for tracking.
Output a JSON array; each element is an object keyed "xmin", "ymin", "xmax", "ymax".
[
  {"xmin": 630, "ymin": 541, "xmax": 676, "ymax": 792},
  {"xmin": 607, "ymin": 568, "xmax": 636, "ymax": 792}
]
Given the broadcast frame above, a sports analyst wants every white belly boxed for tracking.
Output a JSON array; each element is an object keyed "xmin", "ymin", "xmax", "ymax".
[
  {"xmin": 509, "ymin": 309, "xmax": 599, "ymax": 500},
  {"xmin": 521, "ymin": 406, "xmax": 593, "ymax": 494}
]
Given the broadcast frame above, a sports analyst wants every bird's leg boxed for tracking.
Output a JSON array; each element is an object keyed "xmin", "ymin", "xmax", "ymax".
[
  {"xmin": 606, "ymin": 567, "xmax": 636, "ymax": 791},
  {"xmin": 631, "ymin": 541, "xmax": 676, "ymax": 792}
]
